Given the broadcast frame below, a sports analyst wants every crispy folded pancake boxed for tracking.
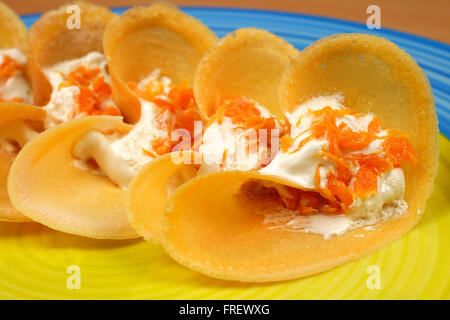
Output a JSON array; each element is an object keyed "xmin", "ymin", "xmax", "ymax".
[
  {"xmin": 0, "ymin": 103, "xmax": 45, "ymax": 222},
  {"xmin": 126, "ymin": 28, "xmax": 298, "ymax": 242},
  {"xmin": 194, "ymin": 28, "xmax": 298, "ymax": 119},
  {"xmin": 160, "ymin": 34, "xmax": 438, "ymax": 282},
  {"xmin": 103, "ymin": 2, "xmax": 218, "ymax": 123},
  {"xmin": 8, "ymin": 116, "xmax": 138, "ymax": 239},
  {"xmin": 0, "ymin": 1, "xmax": 28, "ymax": 52},
  {"xmin": 8, "ymin": 3, "xmax": 216, "ymax": 239},
  {"xmin": 29, "ymin": 1, "xmax": 117, "ymax": 106}
]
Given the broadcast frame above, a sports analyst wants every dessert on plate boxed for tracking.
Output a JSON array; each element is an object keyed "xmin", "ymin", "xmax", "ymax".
[{"xmin": 2, "ymin": 1, "xmax": 438, "ymax": 283}]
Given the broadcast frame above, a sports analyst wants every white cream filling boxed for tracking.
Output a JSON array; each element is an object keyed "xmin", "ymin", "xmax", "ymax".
[
  {"xmin": 73, "ymin": 70, "xmax": 172, "ymax": 189},
  {"xmin": 0, "ymin": 49, "xmax": 33, "ymax": 103},
  {"xmin": 260, "ymin": 95, "xmax": 408, "ymax": 239},
  {"xmin": 43, "ymin": 86, "xmax": 80, "ymax": 129},
  {"xmin": 73, "ymin": 100, "xmax": 164, "ymax": 189},
  {"xmin": 73, "ymin": 131, "xmax": 136, "ymax": 189},
  {"xmin": 262, "ymin": 94, "xmax": 377, "ymax": 188},
  {"xmin": 285, "ymin": 94, "xmax": 344, "ymax": 136},
  {"xmin": 198, "ymin": 101, "xmax": 279, "ymax": 175},
  {"xmin": 137, "ymin": 69, "xmax": 172, "ymax": 95},
  {"xmin": 43, "ymin": 52, "xmax": 117, "ymax": 128},
  {"xmin": 259, "ymin": 134, "xmax": 331, "ymax": 189},
  {"xmin": 44, "ymin": 51, "xmax": 110, "ymax": 89},
  {"xmin": 260, "ymin": 96, "xmax": 349, "ymax": 189}
]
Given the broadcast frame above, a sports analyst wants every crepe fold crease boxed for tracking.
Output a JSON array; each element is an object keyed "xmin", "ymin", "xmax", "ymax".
[{"xmin": 0, "ymin": 103, "xmax": 45, "ymax": 222}]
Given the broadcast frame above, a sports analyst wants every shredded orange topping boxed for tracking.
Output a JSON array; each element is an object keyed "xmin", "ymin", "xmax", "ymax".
[
  {"xmin": 352, "ymin": 167, "xmax": 378, "ymax": 198},
  {"xmin": 289, "ymin": 134, "xmax": 315, "ymax": 154},
  {"xmin": 319, "ymin": 151, "xmax": 352, "ymax": 169},
  {"xmin": 326, "ymin": 171, "xmax": 353, "ymax": 207},
  {"xmin": 0, "ymin": 55, "xmax": 25, "ymax": 102},
  {"xmin": 273, "ymin": 106, "xmax": 416, "ymax": 215},
  {"xmin": 59, "ymin": 66, "xmax": 120, "ymax": 117},
  {"xmin": 128, "ymin": 79, "xmax": 202, "ymax": 157},
  {"xmin": 213, "ymin": 95, "xmax": 288, "ymax": 166},
  {"xmin": 280, "ymin": 135, "xmax": 294, "ymax": 153},
  {"xmin": 383, "ymin": 136, "xmax": 417, "ymax": 166},
  {"xmin": 0, "ymin": 55, "xmax": 22, "ymax": 86},
  {"xmin": 215, "ymin": 96, "xmax": 283, "ymax": 133},
  {"xmin": 368, "ymin": 116, "xmax": 382, "ymax": 134},
  {"xmin": 345, "ymin": 153, "xmax": 392, "ymax": 175}
]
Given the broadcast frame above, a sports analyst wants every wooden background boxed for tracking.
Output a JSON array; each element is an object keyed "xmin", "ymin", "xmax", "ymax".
[{"xmin": 4, "ymin": 0, "xmax": 449, "ymax": 44}]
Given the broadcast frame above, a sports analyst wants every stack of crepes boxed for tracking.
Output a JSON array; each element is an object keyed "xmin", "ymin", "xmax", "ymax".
[{"xmin": 1, "ymin": 1, "xmax": 438, "ymax": 282}]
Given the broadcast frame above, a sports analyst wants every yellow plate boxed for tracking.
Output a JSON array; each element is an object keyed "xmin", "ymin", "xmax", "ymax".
[{"xmin": 0, "ymin": 134, "xmax": 448, "ymax": 299}]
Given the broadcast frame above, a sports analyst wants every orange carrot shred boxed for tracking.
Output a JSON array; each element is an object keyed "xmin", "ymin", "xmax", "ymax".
[
  {"xmin": 326, "ymin": 172, "xmax": 354, "ymax": 207},
  {"xmin": 288, "ymin": 134, "xmax": 314, "ymax": 154},
  {"xmin": 314, "ymin": 165, "xmax": 335, "ymax": 201},
  {"xmin": 345, "ymin": 153, "xmax": 392, "ymax": 174},
  {"xmin": 368, "ymin": 116, "xmax": 381, "ymax": 134},
  {"xmin": 383, "ymin": 136, "xmax": 417, "ymax": 166},
  {"xmin": 318, "ymin": 151, "xmax": 352, "ymax": 169},
  {"xmin": 267, "ymin": 106, "xmax": 416, "ymax": 216},
  {"xmin": 128, "ymin": 79, "xmax": 203, "ymax": 156},
  {"xmin": 280, "ymin": 135, "xmax": 294, "ymax": 152},
  {"xmin": 0, "ymin": 55, "xmax": 21, "ymax": 86},
  {"xmin": 353, "ymin": 167, "xmax": 378, "ymax": 198},
  {"xmin": 336, "ymin": 165, "xmax": 353, "ymax": 186},
  {"xmin": 56, "ymin": 65, "xmax": 122, "ymax": 118}
]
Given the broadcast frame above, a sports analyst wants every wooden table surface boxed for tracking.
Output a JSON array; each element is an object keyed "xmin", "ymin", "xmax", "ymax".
[{"xmin": 4, "ymin": 0, "xmax": 450, "ymax": 44}]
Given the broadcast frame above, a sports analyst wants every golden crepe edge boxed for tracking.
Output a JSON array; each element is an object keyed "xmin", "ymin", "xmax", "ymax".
[
  {"xmin": 103, "ymin": 2, "xmax": 218, "ymax": 124},
  {"xmin": 0, "ymin": 1, "xmax": 28, "ymax": 53}
]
